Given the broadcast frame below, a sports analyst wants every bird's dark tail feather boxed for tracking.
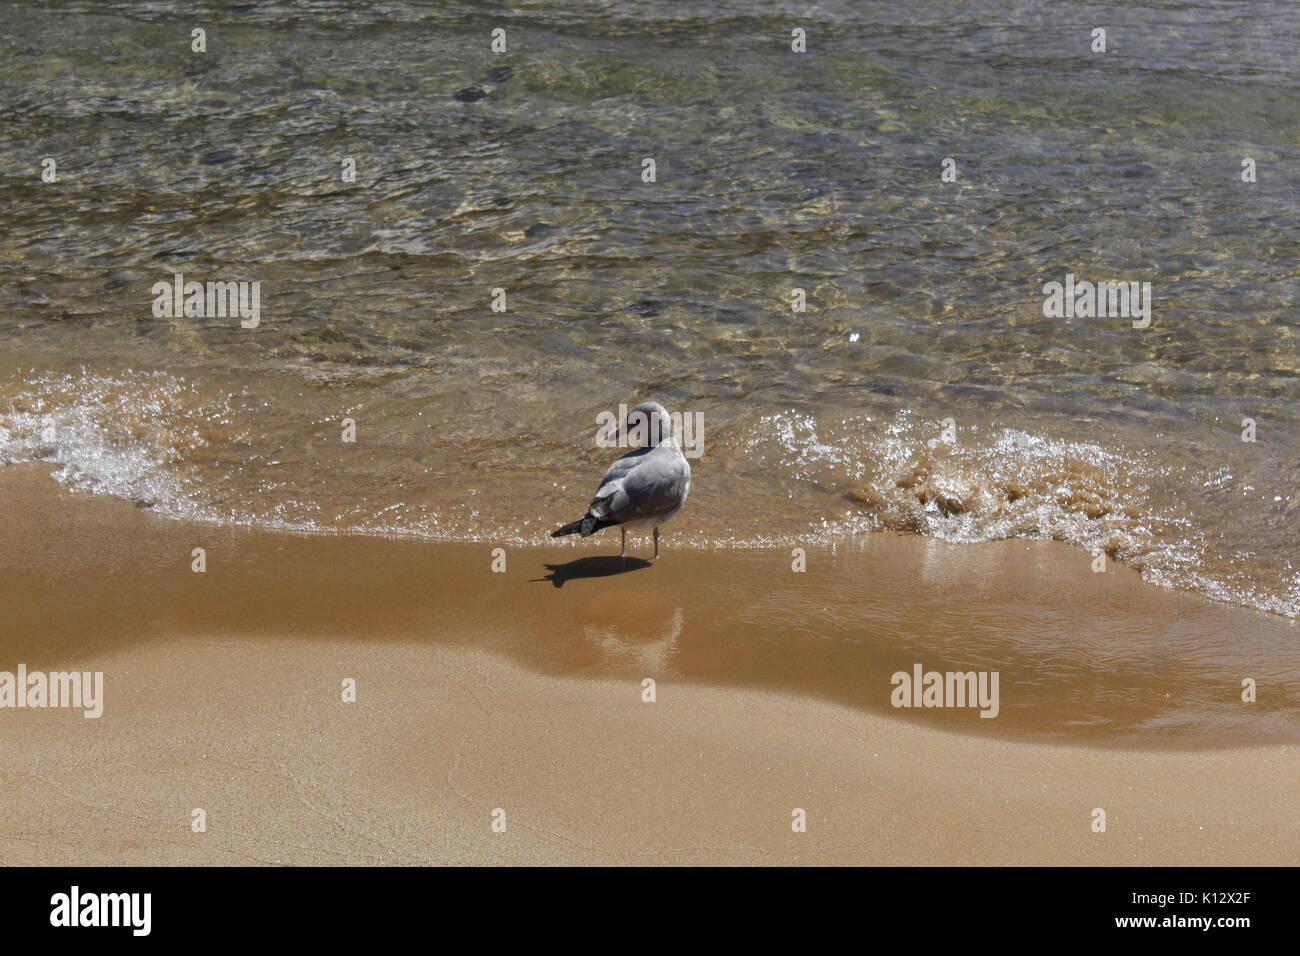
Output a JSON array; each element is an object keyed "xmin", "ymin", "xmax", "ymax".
[
  {"xmin": 552, "ymin": 515, "xmax": 619, "ymax": 538},
  {"xmin": 551, "ymin": 517, "xmax": 585, "ymax": 537}
]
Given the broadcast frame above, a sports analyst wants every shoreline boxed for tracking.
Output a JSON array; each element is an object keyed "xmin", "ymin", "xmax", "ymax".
[
  {"xmin": 0, "ymin": 462, "xmax": 1296, "ymax": 864},
  {"xmin": 4, "ymin": 464, "xmax": 1294, "ymax": 750}
]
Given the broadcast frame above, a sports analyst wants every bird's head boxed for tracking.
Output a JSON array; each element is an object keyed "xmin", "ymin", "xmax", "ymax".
[{"xmin": 624, "ymin": 401, "xmax": 673, "ymax": 448}]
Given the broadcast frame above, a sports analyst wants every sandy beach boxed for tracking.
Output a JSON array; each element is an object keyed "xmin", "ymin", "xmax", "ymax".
[
  {"xmin": 0, "ymin": 462, "xmax": 1294, "ymax": 866},
  {"xmin": 2, "ymin": 0, "xmax": 1298, "ymax": 889}
]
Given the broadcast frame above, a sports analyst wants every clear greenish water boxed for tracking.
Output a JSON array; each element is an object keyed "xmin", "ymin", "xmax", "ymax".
[{"xmin": 1, "ymin": 0, "xmax": 1297, "ymax": 617}]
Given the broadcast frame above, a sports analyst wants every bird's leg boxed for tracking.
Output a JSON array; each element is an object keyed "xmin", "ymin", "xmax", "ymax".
[
  {"xmin": 620, "ymin": 526, "xmax": 626, "ymax": 560},
  {"xmin": 653, "ymin": 526, "xmax": 660, "ymax": 559}
]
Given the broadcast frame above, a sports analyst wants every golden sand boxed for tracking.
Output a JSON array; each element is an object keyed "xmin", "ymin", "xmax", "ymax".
[{"xmin": 0, "ymin": 463, "xmax": 1294, "ymax": 865}]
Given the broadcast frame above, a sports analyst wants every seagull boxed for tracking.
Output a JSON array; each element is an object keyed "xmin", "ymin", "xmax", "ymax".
[{"xmin": 552, "ymin": 401, "xmax": 691, "ymax": 559}]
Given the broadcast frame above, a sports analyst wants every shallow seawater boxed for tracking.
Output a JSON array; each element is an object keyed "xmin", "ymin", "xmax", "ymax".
[{"xmin": 0, "ymin": 0, "xmax": 1297, "ymax": 620}]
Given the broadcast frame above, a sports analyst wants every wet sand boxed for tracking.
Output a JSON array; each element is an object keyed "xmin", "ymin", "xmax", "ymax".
[{"xmin": 0, "ymin": 462, "xmax": 1295, "ymax": 865}]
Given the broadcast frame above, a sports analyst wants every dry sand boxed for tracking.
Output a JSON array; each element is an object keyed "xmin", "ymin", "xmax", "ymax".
[{"xmin": 0, "ymin": 463, "xmax": 1294, "ymax": 865}]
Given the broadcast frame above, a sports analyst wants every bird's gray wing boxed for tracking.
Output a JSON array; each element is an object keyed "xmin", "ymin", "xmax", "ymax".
[
  {"xmin": 601, "ymin": 447, "xmax": 689, "ymax": 523},
  {"xmin": 586, "ymin": 447, "xmax": 646, "ymax": 515},
  {"xmin": 591, "ymin": 448, "xmax": 645, "ymax": 494}
]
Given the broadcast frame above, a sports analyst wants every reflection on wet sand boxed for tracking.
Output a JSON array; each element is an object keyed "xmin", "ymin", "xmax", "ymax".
[{"xmin": 3, "ymin": 466, "xmax": 1293, "ymax": 750}]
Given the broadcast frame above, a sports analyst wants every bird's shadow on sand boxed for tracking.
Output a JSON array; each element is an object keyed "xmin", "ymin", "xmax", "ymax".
[{"xmin": 533, "ymin": 556, "xmax": 651, "ymax": 588}]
